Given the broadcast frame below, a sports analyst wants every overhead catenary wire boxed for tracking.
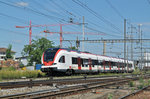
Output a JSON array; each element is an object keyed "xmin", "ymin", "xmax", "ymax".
[
  {"xmin": 105, "ymin": 0, "xmax": 137, "ymax": 30},
  {"xmin": 54, "ymin": 0, "xmax": 123, "ymax": 38},
  {"xmin": 0, "ymin": 12, "xmax": 28, "ymax": 24},
  {"xmin": 30, "ymin": 0, "xmax": 67, "ymax": 19},
  {"xmin": 0, "ymin": 1, "xmax": 68, "ymax": 23},
  {"xmin": 72, "ymin": 0, "xmax": 123, "ymax": 33}
]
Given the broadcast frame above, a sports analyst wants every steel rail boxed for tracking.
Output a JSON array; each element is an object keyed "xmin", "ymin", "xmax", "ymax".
[
  {"xmin": 0, "ymin": 74, "xmax": 134, "ymax": 89},
  {"xmin": 1, "ymin": 75, "xmax": 150, "ymax": 99},
  {"xmin": 0, "ymin": 78, "xmax": 132, "ymax": 99},
  {"xmin": 119, "ymin": 85, "xmax": 150, "ymax": 99}
]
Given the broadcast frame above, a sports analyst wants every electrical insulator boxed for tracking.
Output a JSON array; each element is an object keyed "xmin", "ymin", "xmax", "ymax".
[{"xmin": 69, "ymin": 18, "xmax": 73, "ymax": 23}]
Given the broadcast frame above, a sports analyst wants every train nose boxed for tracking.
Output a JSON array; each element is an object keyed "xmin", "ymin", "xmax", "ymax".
[{"xmin": 44, "ymin": 61, "xmax": 53, "ymax": 66}]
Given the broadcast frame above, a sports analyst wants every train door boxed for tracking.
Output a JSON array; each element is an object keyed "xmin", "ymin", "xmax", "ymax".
[
  {"xmin": 58, "ymin": 55, "xmax": 66, "ymax": 69},
  {"xmin": 118, "ymin": 62, "xmax": 120, "ymax": 72},
  {"xmin": 109, "ymin": 61, "xmax": 111, "ymax": 72},
  {"xmin": 103, "ymin": 61, "xmax": 105, "ymax": 72},
  {"xmin": 66, "ymin": 54, "xmax": 71, "ymax": 69},
  {"xmin": 89, "ymin": 58, "xmax": 92, "ymax": 70},
  {"xmin": 77, "ymin": 57, "xmax": 81, "ymax": 70}
]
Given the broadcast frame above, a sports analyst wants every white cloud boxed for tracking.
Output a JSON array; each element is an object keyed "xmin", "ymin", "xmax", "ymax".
[{"xmin": 16, "ymin": 2, "xmax": 28, "ymax": 7}]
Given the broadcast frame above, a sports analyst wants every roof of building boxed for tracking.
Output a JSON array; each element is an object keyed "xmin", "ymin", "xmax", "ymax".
[{"xmin": 0, "ymin": 48, "xmax": 16, "ymax": 53}]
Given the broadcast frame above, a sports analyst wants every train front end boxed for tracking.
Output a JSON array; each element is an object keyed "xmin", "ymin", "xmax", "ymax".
[{"xmin": 41, "ymin": 48, "xmax": 59, "ymax": 74}]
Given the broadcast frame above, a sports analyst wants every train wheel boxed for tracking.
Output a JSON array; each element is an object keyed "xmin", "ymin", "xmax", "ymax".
[{"xmin": 66, "ymin": 69, "xmax": 73, "ymax": 76}]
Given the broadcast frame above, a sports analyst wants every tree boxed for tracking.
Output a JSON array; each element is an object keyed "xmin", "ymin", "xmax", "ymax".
[
  {"xmin": 22, "ymin": 38, "xmax": 54, "ymax": 65},
  {"xmin": 68, "ymin": 46, "xmax": 78, "ymax": 50},
  {"xmin": 6, "ymin": 44, "xmax": 13, "ymax": 59}
]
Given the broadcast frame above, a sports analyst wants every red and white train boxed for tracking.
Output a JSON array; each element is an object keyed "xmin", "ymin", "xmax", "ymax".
[{"xmin": 41, "ymin": 48, "xmax": 135, "ymax": 75}]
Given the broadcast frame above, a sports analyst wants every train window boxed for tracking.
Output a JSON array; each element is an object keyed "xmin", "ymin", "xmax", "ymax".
[
  {"xmin": 129, "ymin": 64, "xmax": 132, "ymax": 68},
  {"xmin": 98, "ymin": 60, "xmax": 103, "ymax": 65},
  {"xmin": 59, "ymin": 56, "xmax": 65, "ymax": 63},
  {"xmin": 120, "ymin": 63, "xmax": 125, "ymax": 68},
  {"xmin": 92, "ymin": 60, "xmax": 98, "ymax": 65},
  {"xmin": 111, "ymin": 62, "xmax": 116, "ymax": 66},
  {"xmin": 72, "ymin": 57, "xmax": 77, "ymax": 64},
  {"xmin": 83, "ymin": 59, "xmax": 88, "ymax": 65},
  {"xmin": 105, "ymin": 61, "xmax": 109, "ymax": 66},
  {"xmin": 44, "ymin": 48, "xmax": 58, "ymax": 62},
  {"xmin": 126, "ymin": 64, "xmax": 132, "ymax": 68}
]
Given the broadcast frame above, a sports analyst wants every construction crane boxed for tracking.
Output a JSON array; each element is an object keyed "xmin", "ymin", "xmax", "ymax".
[
  {"xmin": 16, "ymin": 20, "xmax": 78, "ymax": 45},
  {"xmin": 42, "ymin": 30, "xmax": 105, "ymax": 47}
]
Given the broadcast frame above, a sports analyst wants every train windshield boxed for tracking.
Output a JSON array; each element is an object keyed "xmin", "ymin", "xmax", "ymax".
[{"xmin": 44, "ymin": 48, "xmax": 59, "ymax": 62}]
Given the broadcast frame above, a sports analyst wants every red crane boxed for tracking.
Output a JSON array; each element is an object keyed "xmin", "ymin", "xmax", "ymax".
[{"xmin": 16, "ymin": 20, "xmax": 78, "ymax": 46}]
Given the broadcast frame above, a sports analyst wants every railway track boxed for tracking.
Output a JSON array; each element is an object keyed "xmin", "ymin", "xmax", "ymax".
[
  {"xmin": 120, "ymin": 85, "xmax": 150, "ymax": 99},
  {"xmin": 1, "ymin": 74, "xmax": 150, "ymax": 99},
  {"xmin": 0, "ymin": 74, "xmax": 132, "ymax": 89}
]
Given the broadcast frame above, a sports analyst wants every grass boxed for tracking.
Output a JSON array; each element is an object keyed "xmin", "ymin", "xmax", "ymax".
[{"xmin": 0, "ymin": 67, "xmax": 45, "ymax": 80}]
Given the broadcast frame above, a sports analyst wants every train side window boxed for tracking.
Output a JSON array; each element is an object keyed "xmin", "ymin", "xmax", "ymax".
[
  {"xmin": 98, "ymin": 60, "xmax": 103, "ymax": 65},
  {"xmin": 72, "ymin": 57, "xmax": 77, "ymax": 64},
  {"xmin": 59, "ymin": 56, "xmax": 65, "ymax": 63},
  {"xmin": 83, "ymin": 59, "xmax": 88, "ymax": 65}
]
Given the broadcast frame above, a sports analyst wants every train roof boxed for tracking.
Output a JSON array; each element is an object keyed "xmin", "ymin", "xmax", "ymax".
[{"xmin": 47, "ymin": 48, "xmax": 133, "ymax": 62}]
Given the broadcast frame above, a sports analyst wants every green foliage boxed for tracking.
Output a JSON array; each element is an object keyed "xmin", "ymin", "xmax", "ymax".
[
  {"xmin": 132, "ymin": 68, "xmax": 141, "ymax": 75},
  {"xmin": 2, "ymin": 67, "xmax": 16, "ymax": 71},
  {"xmin": 139, "ymin": 77, "xmax": 144, "ymax": 84},
  {"xmin": 68, "ymin": 46, "xmax": 77, "ymax": 50},
  {"xmin": 22, "ymin": 38, "xmax": 54, "ymax": 65},
  {"xmin": 137, "ymin": 77, "xmax": 145, "ymax": 89},
  {"xmin": 138, "ymin": 84, "xmax": 144, "ymax": 89},
  {"xmin": 108, "ymin": 93, "xmax": 113, "ymax": 99},
  {"xmin": 19, "ymin": 63, "xmax": 25, "ymax": 68},
  {"xmin": 37, "ymin": 70, "xmax": 46, "ymax": 77},
  {"xmin": 6, "ymin": 44, "xmax": 13, "ymax": 59},
  {"xmin": 0, "ymin": 69, "xmax": 45, "ymax": 80},
  {"xmin": 148, "ymin": 80, "xmax": 150, "ymax": 85},
  {"xmin": 146, "ymin": 70, "xmax": 150, "ymax": 74},
  {"xmin": 129, "ymin": 81, "xmax": 135, "ymax": 87},
  {"xmin": 131, "ymin": 88, "xmax": 135, "ymax": 93}
]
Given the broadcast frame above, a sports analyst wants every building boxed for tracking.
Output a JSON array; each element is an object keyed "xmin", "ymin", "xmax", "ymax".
[
  {"xmin": 15, "ymin": 56, "xmax": 28, "ymax": 66},
  {"xmin": 137, "ymin": 53, "xmax": 150, "ymax": 70},
  {"xmin": 0, "ymin": 48, "xmax": 16, "ymax": 61}
]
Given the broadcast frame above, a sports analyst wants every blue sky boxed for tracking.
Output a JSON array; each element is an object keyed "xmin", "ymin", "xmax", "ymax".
[{"xmin": 0, "ymin": 0, "xmax": 150, "ymax": 60}]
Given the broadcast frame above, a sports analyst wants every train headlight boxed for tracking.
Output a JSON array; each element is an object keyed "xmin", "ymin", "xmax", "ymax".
[{"xmin": 52, "ymin": 63, "xmax": 57, "ymax": 65}]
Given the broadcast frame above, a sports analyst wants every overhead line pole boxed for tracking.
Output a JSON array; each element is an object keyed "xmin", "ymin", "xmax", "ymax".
[
  {"xmin": 82, "ymin": 16, "xmax": 85, "ymax": 52},
  {"xmin": 130, "ymin": 25, "xmax": 133, "ymax": 61},
  {"xmin": 60, "ymin": 24, "xmax": 63, "ymax": 48},
  {"xmin": 124, "ymin": 19, "xmax": 127, "ymax": 73},
  {"xmin": 29, "ymin": 20, "xmax": 32, "ymax": 45}
]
